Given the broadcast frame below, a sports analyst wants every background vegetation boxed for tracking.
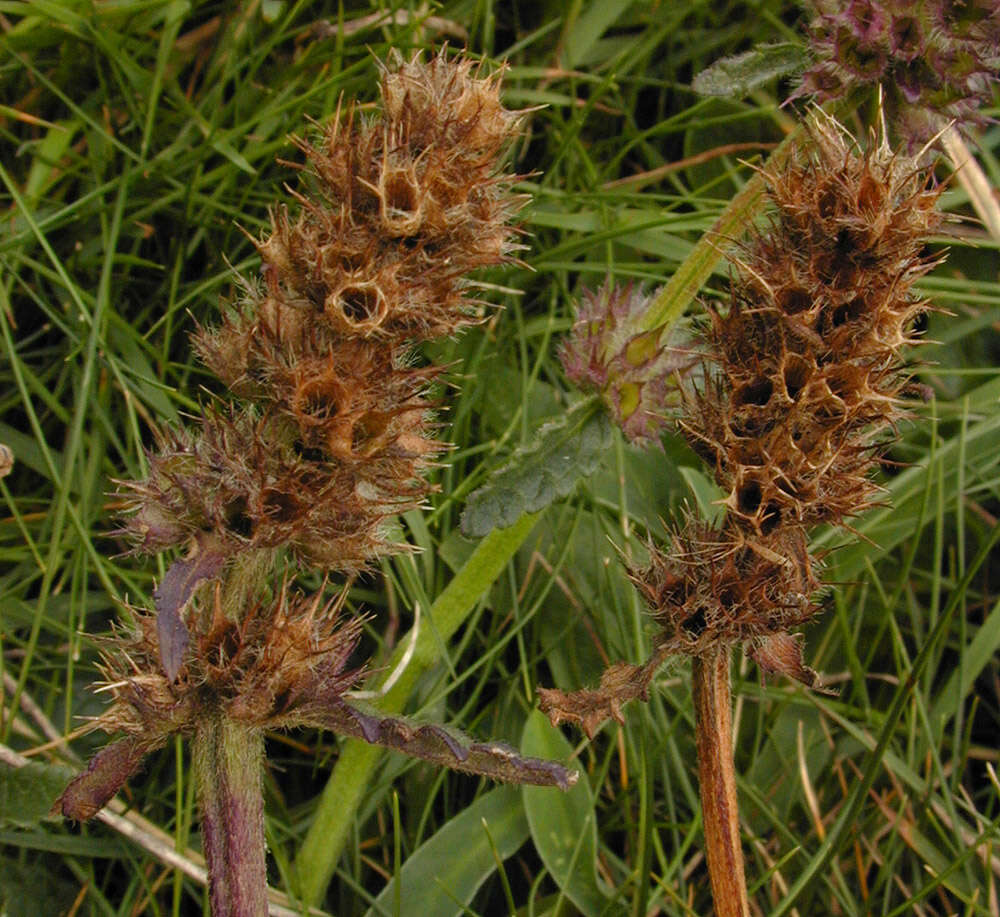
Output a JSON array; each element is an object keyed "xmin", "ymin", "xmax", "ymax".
[{"xmin": 2, "ymin": 1, "xmax": 999, "ymax": 915}]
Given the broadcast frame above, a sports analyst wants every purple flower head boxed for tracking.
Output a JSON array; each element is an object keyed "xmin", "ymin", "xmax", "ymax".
[
  {"xmin": 560, "ymin": 283, "xmax": 692, "ymax": 446},
  {"xmin": 797, "ymin": 0, "xmax": 1000, "ymax": 144}
]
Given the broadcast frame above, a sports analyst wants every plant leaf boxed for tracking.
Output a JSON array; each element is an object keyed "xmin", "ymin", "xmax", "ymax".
[
  {"xmin": 154, "ymin": 532, "xmax": 229, "ymax": 680},
  {"xmin": 0, "ymin": 761, "xmax": 76, "ymax": 828},
  {"xmin": 0, "ymin": 859, "xmax": 79, "ymax": 917},
  {"xmin": 365, "ymin": 786, "xmax": 529, "ymax": 917},
  {"xmin": 692, "ymin": 43, "xmax": 809, "ymax": 98},
  {"xmin": 678, "ymin": 465, "xmax": 726, "ymax": 524},
  {"xmin": 521, "ymin": 711, "xmax": 610, "ymax": 916},
  {"xmin": 312, "ymin": 699, "xmax": 577, "ymax": 789},
  {"xmin": 460, "ymin": 401, "xmax": 613, "ymax": 538}
]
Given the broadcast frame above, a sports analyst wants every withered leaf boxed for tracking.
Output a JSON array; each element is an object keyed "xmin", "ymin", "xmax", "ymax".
[
  {"xmin": 748, "ymin": 632, "xmax": 823, "ymax": 689},
  {"xmin": 537, "ymin": 657, "xmax": 662, "ymax": 738},
  {"xmin": 315, "ymin": 699, "xmax": 578, "ymax": 790},
  {"xmin": 154, "ymin": 533, "xmax": 229, "ymax": 681},
  {"xmin": 55, "ymin": 737, "xmax": 151, "ymax": 821}
]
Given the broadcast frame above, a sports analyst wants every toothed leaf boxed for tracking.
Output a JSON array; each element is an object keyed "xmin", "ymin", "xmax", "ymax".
[
  {"xmin": 315, "ymin": 699, "xmax": 577, "ymax": 789},
  {"xmin": 460, "ymin": 400, "xmax": 613, "ymax": 538},
  {"xmin": 692, "ymin": 43, "xmax": 809, "ymax": 98}
]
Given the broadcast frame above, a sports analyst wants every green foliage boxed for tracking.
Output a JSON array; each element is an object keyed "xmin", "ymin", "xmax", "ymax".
[
  {"xmin": 2, "ymin": 2, "xmax": 999, "ymax": 916},
  {"xmin": 0, "ymin": 760, "xmax": 75, "ymax": 828},
  {"xmin": 522, "ymin": 711, "xmax": 610, "ymax": 915},
  {"xmin": 365, "ymin": 786, "xmax": 529, "ymax": 917},
  {"xmin": 460, "ymin": 400, "xmax": 613, "ymax": 537},
  {"xmin": 691, "ymin": 44, "xmax": 810, "ymax": 99}
]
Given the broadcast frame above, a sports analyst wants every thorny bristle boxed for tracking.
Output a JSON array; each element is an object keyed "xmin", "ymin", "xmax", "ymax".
[{"xmin": 541, "ymin": 113, "xmax": 945, "ymax": 734}]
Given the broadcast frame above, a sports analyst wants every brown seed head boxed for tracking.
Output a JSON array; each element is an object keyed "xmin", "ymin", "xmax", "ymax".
[
  {"xmin": 687, "ymin": 115, "xmax": 943, "ymax": 537},
  {"xmin": 130, "ymin": 52, "xmax": 528, "ymax": 580},
  {"xmin": 88, "ymin": 586, "xmax": 365, "ymax": 742},
  {"xmin": 541, "ymin": 115, "xmax": 945, "ymax": 732},
  {"xmin": 254, "ymin": 49, "xmax": 527, "ymax": 341}
]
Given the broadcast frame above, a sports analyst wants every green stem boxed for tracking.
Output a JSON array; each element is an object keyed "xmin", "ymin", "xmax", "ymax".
[
  {"xmin": 293, "ymin": 511, "xmax": 541, "ymax": 906},
  {"xmin": 637, "ymin": 122, "xmax": 802, "ymax": 336},
  {"xmin": 193, "ymin": 713, "xmax": 268, "ymax": 917}
]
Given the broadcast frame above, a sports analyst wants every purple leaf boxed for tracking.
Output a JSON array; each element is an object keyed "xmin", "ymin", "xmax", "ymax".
[
  {"xmin": 154, "ymin": 533, "xmax": 229, "ymax": 680},
  {"xmin": 313, "ymin": 699, "xmax": 577, "ymax": 789},
  {"xmin": 55, "ymin": 737, "xmax": 152, "ymax": 820}
]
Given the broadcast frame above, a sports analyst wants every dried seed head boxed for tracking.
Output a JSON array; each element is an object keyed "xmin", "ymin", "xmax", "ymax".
[
  {"xmin": 120, "ymin": 409, "xmax": 419, "ymax": 572},
  {"xmin": 629, "ymin": 522, "xmax": 820, "ymax": 674},
  {"xmin": 59, "ymin": 580, "xmax": 575, "ymax": 819},
  {"xmin": 381, "ymin": 51, "xmax": 524, "ymax": 156},
  {"xmin": 256, "ymin": 50, "xmax": 528, "ymax": 341},
  {"xmin": 541, "ymin": 115, "xmax": 946, "ymax": 733},
  {"xmin": 687, "ymin": 116, "xmax": 943, "ymax": 537},
  {"xmin": 85, "ymin": 588, "xmax": 364, "ymax": 739},
  {"xmin": 130, "ymin": 52, "xmax": 528, "ymax": 581},
  {"xmin": 196, "ymin": 308, "xmax": 443, "ymax": 471}
]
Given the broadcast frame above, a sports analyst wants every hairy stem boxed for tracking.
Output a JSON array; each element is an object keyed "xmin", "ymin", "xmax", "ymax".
[
  {"xmin": 692, "ymin": 647, "xmax": 750, "ymax": 917},
  {"xmin": 193, "ymin": 713, "xmax": 267, "ymax": 917},
  {"xmin": 637, "ymin": 121, "xmax": 801, "ymax": 336}
]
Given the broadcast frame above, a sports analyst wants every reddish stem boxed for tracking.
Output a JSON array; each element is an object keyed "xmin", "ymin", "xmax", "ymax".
[
  {"xmin": 692, "ymin": 647, "xmax": 750, "ymax": 917},
  {"xmin": 193, "ymin": 713, "xmax": 268, "ymax": 917}
]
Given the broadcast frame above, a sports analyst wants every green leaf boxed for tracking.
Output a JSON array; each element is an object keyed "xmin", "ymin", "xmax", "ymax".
[
  {"xmin": 0, "ymin": 761, "xmax": 76, "ymax": 828},
  {"xmin": 929, "ymin": 594, "xmax": 1000, "ymax": 738},
  {"xmin": 365, "ymin": 786, "xmax": 529, "ymax": 917},
  {"xmin": 678, "ymin": 465, "xmax": 725, "ymax": 525},
  {"xmin": 0, "ymin": 858, "xmax": 79, "ymax": 917},
  {"xmin": 460, "ymin": 401, "xmax": 613, "ymax": 538},
  {"xmin": 691, "ymin": 43, "xmax": 809, "ymax": 98},
  {"xmin": 521, "ymin": 711, "xmax": 609, "ymax": 916},
  {"xmin": 563, "ymin": 1, "xmax": 634, "ymax": 68},
  {"xmin": 0, "ymin": 828, "xmax": 123, "ymax": 857},
  {"xmin": 23, "ymin": 119, "xmax": 77, "ymax": 206}
]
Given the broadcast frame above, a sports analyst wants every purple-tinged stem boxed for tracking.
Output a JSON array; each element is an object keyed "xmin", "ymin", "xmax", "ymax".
[
  {"xmin": 692, "ymin": 646, "xmax": 750, "ymax": 917},
  {"xmin": 193, "ymin": 713, "xmax": 268, "ymax": 917}
]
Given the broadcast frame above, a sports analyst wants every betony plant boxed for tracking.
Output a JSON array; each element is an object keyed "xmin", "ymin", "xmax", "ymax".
[
  {"xmin": 540, "ymin": 111, "xmax": 947, "ymax": 914},
  {"xmin": 55, "ymin": 51, "xmax": 575, "ymax": 917}
]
